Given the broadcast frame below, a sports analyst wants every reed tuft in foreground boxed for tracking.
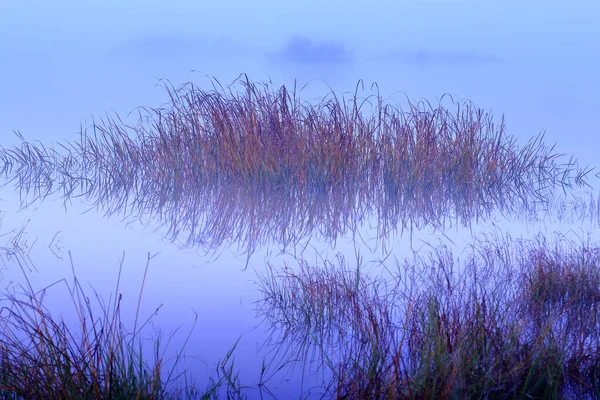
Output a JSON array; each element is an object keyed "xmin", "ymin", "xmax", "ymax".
[
  {"xmin": 0, "ymin": 249, "xmax": 245, "ymax": 400},
  {"xmin": 256, "ymin": 233, "xmax": 600, "ymax": 399}
]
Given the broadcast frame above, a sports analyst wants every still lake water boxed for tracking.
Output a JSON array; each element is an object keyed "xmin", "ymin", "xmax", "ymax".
[{"xmin": 1, "ymin": 59, "xmax": 599, "ymax": 398}]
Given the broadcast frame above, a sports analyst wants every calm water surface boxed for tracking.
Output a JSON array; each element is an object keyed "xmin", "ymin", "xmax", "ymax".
[{"xmin": 1, "ymin": 59, "xmax": 599, "ymax": 398}]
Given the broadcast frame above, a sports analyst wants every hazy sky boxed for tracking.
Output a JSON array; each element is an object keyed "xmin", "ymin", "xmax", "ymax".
[{"xmin": 1, "ymin": 0, "xmax": 599, "ymax": 163}]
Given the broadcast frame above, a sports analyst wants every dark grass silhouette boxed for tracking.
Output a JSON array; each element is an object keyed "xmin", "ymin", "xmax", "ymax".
[{"xmin": 0, "ymin": 248, "xmax": 249, "ymax": 400}]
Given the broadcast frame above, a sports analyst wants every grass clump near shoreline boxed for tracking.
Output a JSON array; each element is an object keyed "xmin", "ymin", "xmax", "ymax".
[
  {"xmin": 256, "ymin": 233, "xmax": 600, "ymax": 399},
  {"xmin": 0, "ymin": 248, "xmax": 247, "ymax": 400}
]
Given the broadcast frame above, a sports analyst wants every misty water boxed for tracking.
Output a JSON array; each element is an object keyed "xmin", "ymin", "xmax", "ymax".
[
  {"xmin": 1, "ymin": 69, "xmax": 599, "ymax": 398},
  {"xmin": 1, "ymin": 4, "xmax": 600, "ymax": 394}
]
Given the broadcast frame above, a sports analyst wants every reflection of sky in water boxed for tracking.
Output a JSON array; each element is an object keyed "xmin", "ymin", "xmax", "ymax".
[{"xmin": 1, "ymin": 0, "xmax": 599, "ymax": 396}]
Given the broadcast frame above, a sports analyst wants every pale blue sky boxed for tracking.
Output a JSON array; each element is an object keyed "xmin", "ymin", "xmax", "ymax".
[{"xmin": 1, "ymin": 0, "xmax": 599, "ymax": 163}]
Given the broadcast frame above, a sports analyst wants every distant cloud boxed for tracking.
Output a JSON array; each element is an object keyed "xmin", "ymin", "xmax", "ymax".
[
  {"xmin": 377, "ymin": 49, "xmax": 501, "ymax": 66},
  {"xmin": 106, "ymin": 33, "xmax": 248, "ymax": 62},
  {"xmin": 269, "ymin": 36, "xmax": 352, "ymax": 64}
]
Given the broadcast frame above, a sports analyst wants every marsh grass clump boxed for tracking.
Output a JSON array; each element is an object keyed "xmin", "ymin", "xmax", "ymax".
[
  {"xmin": 0, "ymin": 76, "xmax": 593, "ymax": 249},
  {"xmin": 0, "ymin": 249, "xmax": 232, "ymax": 400},
  {"xmin": 521, "ymin": 240, "xmax": 600, "ymax": 311},
  {"xmin": 256, "ymin": 234, "xmax": 600, "ymax": 399},
  {"xmin": 256, "ymin": 253, "xmax": 402, "ymax": 397},
  {"xmin": 0, "ymin": 254, "xmax": 175, "ymax": 399}
]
